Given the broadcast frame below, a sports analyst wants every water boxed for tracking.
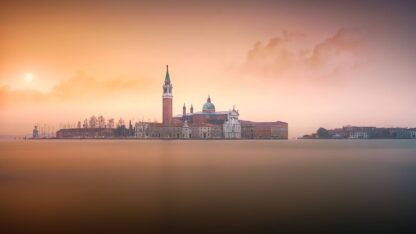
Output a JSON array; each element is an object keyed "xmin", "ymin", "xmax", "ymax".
[{"xmin": 1, "ymin": 140, "xmax": 416, "ymax": 233}]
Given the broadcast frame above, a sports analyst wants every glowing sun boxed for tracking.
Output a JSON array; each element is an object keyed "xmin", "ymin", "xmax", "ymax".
[{"xmin": 24, "ymin": 73, "xmax": 33, "ymax": 82}]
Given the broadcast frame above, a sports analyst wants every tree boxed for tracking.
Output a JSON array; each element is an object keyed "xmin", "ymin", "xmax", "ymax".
[
  {"xmin": 89, "ymin": 115, "xmax": 98, "ymax": 128},
  {"xmin": 107, "ymin": 118, "xmax": 115, "ymax": 128},
  {"xmin": 128, "ymin": 120, "xmax": 134, "ymax": 136},
  {"xmin": 83, "ymin": 119, "xmax": 88, "ymax": 128},
  {"xmin": 117, "ymin": 118, "xmax": 125, "ymax": 127},
  {"xmin": 115, "ymin": 125, "xmax": 127, "ymax": 137},
  {"xmin": 317, "ymin": 127, "xmax": 330, "ymax": 139},
  {"xmin": 97, "ymin": 115, "xmax": 106, "ymax": 128}
]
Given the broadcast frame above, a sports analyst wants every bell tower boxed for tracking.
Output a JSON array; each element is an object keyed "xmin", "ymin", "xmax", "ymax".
[{"xmin": 163, "ymin": 65, "xmax": 173, "ymax": 125}]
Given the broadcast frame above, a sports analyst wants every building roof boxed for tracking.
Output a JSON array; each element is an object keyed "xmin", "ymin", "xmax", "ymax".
[
  {"xmin": 174, "ymin": 111, "xmax": 229, "ymax": 118},
  {"xmin": 240, "ymin": 120, "xmax": 288, "ymax": 127},
  {"xmin": 136, "ymin": 120, "xmax": 222, "ymax": 128},
  {"xmin": 56, "ymin": 128, "xmax": 116, "ymax": 133},
  {"xmin": 202, "ymin": 95, "xmax": 215, "ymax": 112},
  {"xmin": 164, "ymin": 65, "xmax": 171, "ymax": 84},
  {"xmin": 188, "ymin": 123, "xmax": 221, "ymax": 128},
  {"xmin": 141, "ymin": 121, "xmax": 184, "ymax": 127},
  {"xmin": 203, "ymin": 102, "xmax": 215, "ymax": 111}
]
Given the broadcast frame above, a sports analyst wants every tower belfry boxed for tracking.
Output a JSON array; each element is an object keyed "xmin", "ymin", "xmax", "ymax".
[{"xmin": 162, "ymin": 65, "xmax": 173, "ymax": 125}]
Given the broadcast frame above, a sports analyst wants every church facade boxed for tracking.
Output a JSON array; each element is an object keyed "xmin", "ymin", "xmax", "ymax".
[
  {"xmin": 134, "ymin": 66, "xmax": 288, "ymax": 139},
  {"xmin": 55, "ymin": 66, "xmax": 287, "ymax": 139}
]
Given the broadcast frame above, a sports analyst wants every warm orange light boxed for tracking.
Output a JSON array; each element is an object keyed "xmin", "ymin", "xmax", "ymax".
[{"xmin": 24, "ymin": 73, "xmax": 33, "ymax": 83}]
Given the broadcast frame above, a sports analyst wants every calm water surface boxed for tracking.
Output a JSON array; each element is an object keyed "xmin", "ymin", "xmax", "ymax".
[{"xmin": 1, "ymin": 140, "xmax": 416, "ymax": 233}]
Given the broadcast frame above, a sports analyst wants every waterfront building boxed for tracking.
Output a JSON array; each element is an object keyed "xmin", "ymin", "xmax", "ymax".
[
  {"xmin": 135, "ymin": 122, "xmax": 149, "ymax": 138},
  {"xmin": 343, "ymin": 126, "xmax": 376, "ymax": 139},
  {"xmin": 56, "ymin": 128, "xmax": 116, "ymax": 138},
  {"xmin": 32, "ymin": 126, "xmax": 39, "ymax": 138},
  {"xmin": 240, "ymin": 121, "xmax": 288, "ymax": 139},
  {"xmin": 223, "ymin": 107, "xmax": 241, "ymax": 139},
  {"xmin": 388, "ymin": 128, "xmax": 412, "ymax": 139},
  {"xmin": 304, "ymin": 126, "xmax": 416, "ymax": 139},
  {"xmin": 182, "ymin": 121, "xmax": 191, "ymax": 139},
  {"xmin": 410, "ymin": 129, "xmax": 416, "ymax": 139},
  {"xmin": 57, "ymin": 65, "xmax": 288, "ymax": 139}
]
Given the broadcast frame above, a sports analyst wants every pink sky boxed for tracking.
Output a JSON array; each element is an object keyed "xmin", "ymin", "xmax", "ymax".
[{"xmin": 1, "ymin": 0, "xmax": 415, "ymax": 137}]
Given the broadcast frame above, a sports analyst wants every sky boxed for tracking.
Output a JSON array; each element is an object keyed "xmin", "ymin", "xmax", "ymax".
[{"xmin": 1, "ymin": 0, "xmax": 416, "ymax": 137}]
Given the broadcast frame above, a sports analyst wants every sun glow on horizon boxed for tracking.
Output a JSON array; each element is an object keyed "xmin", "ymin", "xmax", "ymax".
[{"xmin": 24, "ymin": 73, "xmax": 33, "ymax": 83}]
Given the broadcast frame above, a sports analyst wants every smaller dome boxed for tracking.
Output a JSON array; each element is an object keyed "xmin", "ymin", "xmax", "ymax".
[{"xmin": 202, "ymin": 96, "xmax": 216, "ymax": 113}]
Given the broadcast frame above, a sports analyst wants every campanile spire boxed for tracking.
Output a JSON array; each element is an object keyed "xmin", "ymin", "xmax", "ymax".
[
  {"xmin": 165, "ymin": 65, "xmax": 170, "ymax": 84},
  {"xmin": 162, "ymin": 65, "xmax": 173, "ymax": 125}
]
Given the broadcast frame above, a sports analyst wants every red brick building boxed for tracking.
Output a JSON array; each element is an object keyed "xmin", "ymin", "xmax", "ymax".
[
  {"xmin": 240, "ymin": 121, "xmax": 288, "ymax": 139},
  {"xmin": 56, "ymin": 128, "xmax": 116, "ymax": 138}
]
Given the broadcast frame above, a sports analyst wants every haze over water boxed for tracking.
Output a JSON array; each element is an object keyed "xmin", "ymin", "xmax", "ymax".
[
  {"xmin": 1, "ymin": 140, "xmax": 416, "ymax": 233},
  {"xmin": 2, "ymin": 0, "xmax": 416, "ymax": 137}
]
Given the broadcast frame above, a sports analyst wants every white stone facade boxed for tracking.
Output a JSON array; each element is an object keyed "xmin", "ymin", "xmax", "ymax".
[
  {"xmin": 135, "ymin": 122, "xmax": 149, "ymax": 138},
  {"xmin": 182, "ymin": 121, "xmax": 191, "ymax": 139},
  {"xmin": 223, "ymin": 108, "xmax": 241, "ymax": 139},
  {"xmin": 349, "ymin": 131, "xmax": 369, "ymax": 139}
]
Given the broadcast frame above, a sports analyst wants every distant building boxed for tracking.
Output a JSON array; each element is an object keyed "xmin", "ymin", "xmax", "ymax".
[
  {"xmin": 240, "ymin": 121, "xmax": 288, "ymax": 139},
  {"xmin": 223, "ymin": 107, "xmax": 241, "ymax": 139},
  {"xmin": 182, "ymin": 121, "xmax": 191, "ymax": 139},
  {"xmin": 410, "ymin": 129, "xmax": 416, "ymax": 139},
  {"xmin": 131, "ymin": 65, "xmax": 287, "ymax": 139},
  {"xmin": 57, "ymin": 65, "xmax": 288, "ymax": 139},
  {"xmin": 303, "ymin": 126, "xmax": 416, "ymax": 139},
  {"xmin": 32, "ymin": 126, "xmax": 39, "ymax": 138},
  {"xmin": 135, "ymin": 122, "xmax": 149, "ymax": 138},
  {"xmin": 56, "ymin": 128, "xmax": 116, "ymax": 138},
  {"xmin": 343, "ymin": 126, "xmax": 376, "ymax": 139}
]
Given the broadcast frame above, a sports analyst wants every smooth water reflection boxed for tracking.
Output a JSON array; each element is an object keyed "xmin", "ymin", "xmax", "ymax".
[{"xmin": 1, "ymin": 140, "xmax": 416, "ymax": 233}]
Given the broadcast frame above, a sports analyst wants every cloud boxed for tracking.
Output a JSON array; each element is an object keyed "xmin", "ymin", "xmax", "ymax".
[
  {"xmin": 242, "ymin": 28, "xmax": 368, "ymax": 80},
  {"xmin": 309, "ymin": 28, "xmax": 367, "ymax": 75},
  {"xmin": 0, "ymin": 86, "xmax": 47, "ymax": 108},
  {"xmin": 0, "ymin": 73, "xmax": 151, "ymax": 108},
  {"xmin": 245, "ymin": 30, "xmax": 307, "ymax": 77}
]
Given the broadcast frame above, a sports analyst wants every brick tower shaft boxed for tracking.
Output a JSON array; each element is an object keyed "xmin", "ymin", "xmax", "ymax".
[
  {"xmin": 163, "ymin": 98, "xmax": 172, "ymax": 124},
  {"xmin": 162, "ymin": 65, "xmax": 173, "ymax": 125}
]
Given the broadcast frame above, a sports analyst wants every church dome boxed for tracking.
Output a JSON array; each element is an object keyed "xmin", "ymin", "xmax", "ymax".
[{"xmin": 202, "ymin": 96, "xmax": 215, "ymax": 113}]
